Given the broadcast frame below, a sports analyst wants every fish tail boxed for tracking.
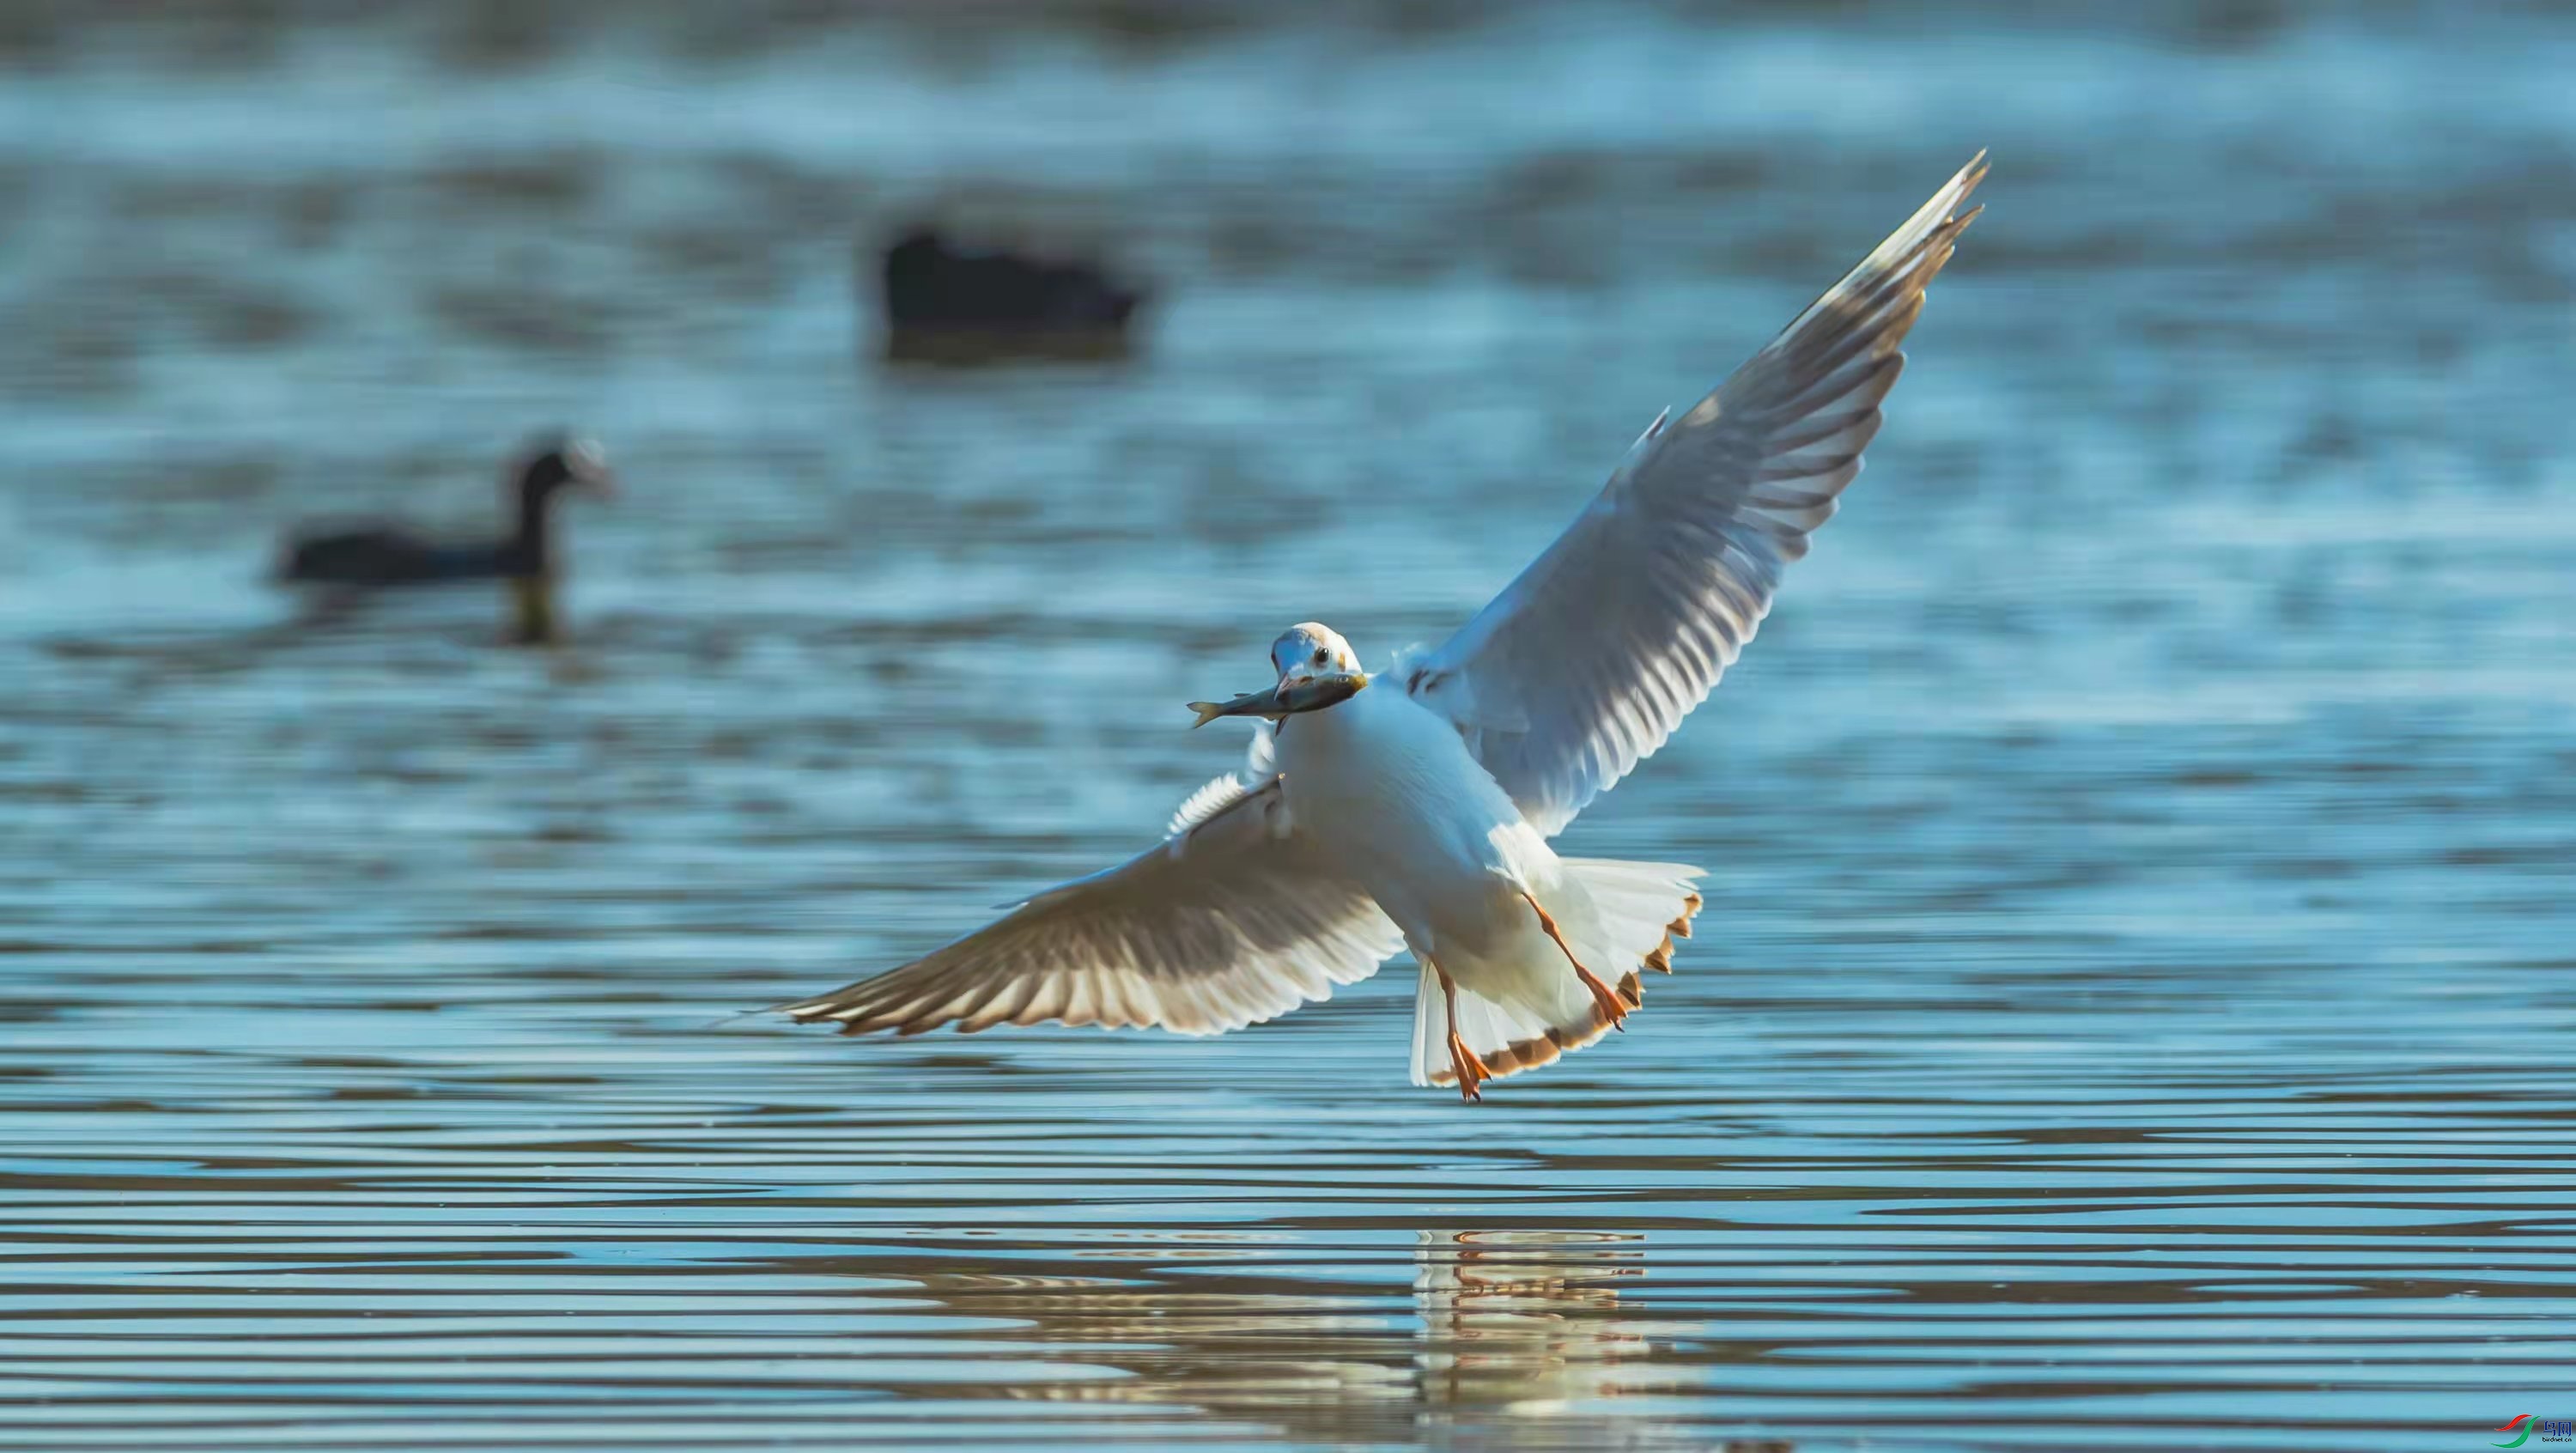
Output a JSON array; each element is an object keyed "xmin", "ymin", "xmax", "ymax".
[{"xmin": 1186, "ymin": 702, "xmax": 1224, "ymax": 728}]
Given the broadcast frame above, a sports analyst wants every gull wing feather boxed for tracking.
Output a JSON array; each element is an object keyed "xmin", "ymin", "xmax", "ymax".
[
  {"xmin": 782, "ymin": 741, "xmax": 1400, "ymax": 1037},
  {"xmin": 1404, "ymin": 153, "xmax": 1986, "ymax": 834}
]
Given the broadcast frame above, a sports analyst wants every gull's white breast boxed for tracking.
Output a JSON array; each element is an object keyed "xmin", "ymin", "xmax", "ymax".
[{"xmin": 1272, "ymin": 683, "xmax": 1551, "ymax": 960}]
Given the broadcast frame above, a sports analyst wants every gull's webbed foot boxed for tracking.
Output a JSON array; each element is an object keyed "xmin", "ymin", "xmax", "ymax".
[
  {"xmin": 1431, "ymin": 959, "xmax": 1489, "ymax": 1103},
  {"xmin": 1445, "ymin": 1030, "xmax": 1491, "ymax": 1102}
]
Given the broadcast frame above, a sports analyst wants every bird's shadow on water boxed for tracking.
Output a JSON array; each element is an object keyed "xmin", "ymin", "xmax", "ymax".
[{"xmin": 777, "ymin": 1229, "xmax": 1771, "ymax": 1451}]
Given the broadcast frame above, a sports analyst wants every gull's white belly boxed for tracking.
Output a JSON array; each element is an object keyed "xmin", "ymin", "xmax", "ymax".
[{"xmin": 1272, "ymin": 684, "xmax": 1551, "ymax": 961}]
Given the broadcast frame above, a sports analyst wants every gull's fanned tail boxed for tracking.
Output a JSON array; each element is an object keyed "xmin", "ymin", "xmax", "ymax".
[{"xmin": 1410, "ymin": 858, "xmax": 1704, "ymax": 1091}]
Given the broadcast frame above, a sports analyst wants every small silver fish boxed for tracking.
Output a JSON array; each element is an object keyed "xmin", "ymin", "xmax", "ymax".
[{"xmin": 1188, "ymin": 672, "xmax": 1369, "ymax": 727}]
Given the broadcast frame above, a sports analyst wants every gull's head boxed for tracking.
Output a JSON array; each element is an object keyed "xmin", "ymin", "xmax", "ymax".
[
  {"xmin": 1185, "ymin": 622, "xmax": 1369, "ymax": 727},
  {"xmin": 1271, "ymin": 622, "xmax": 1361, "ymax": 688}
]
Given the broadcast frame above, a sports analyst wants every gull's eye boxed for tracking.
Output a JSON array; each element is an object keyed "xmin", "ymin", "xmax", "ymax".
[{"xmin": 1312, "ymin": 649, "xmax": 1328, "ymax": 666}]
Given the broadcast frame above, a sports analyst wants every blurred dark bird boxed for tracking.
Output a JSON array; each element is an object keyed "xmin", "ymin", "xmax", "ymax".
[
  {"xmin": 274, "ymin": 434, "xmax": 616, "ymax": 642},
  {"xmin": 878, "ymin": 227, "xmax": 1145, "ymax": 360}
]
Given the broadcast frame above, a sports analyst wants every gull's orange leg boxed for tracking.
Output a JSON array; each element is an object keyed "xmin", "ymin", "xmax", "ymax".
[
  {"xmin": 1431, "ymin": 960, "xmax": 1490, "ymax": 1103},
  {"xmin": 1520, "ymin": 889, "xmax": 1629, "ymax": 1030}
]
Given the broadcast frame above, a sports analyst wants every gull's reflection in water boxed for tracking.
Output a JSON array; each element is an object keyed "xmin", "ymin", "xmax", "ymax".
[
  {"xmin": 878, "ymin": 1229, "xmax": 1700, "ymax": 1449},
  {"xmin": 1413, "ymin": 1229, "xmax": 1656, "ymax": 1421}
]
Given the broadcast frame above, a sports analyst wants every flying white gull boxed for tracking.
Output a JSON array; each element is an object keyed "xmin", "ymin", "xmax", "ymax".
[{"xmin": 783, "ymin": 154, "xmax": 1986, "ymax": 1098}]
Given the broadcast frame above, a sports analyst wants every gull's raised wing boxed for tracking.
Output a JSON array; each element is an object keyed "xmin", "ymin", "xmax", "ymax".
[
  {"xmin": 781, "ymin": 745, "xmax": 1402, "ymax": 1037},
  {"xmin": 1405, "ymin": 153, "xmax": 1986, "ymax": 835}
]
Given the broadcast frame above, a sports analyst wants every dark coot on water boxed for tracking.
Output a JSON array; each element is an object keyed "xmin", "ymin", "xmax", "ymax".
[
  {"xmin": 878, "ymin": 228, "xmax": 1146, "ymax": 361},
  {"xmin": 275, "ymin": 433, "xmax": 616, "ymax": 641}
]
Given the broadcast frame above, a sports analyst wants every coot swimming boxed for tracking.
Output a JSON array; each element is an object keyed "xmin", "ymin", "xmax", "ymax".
[
  {"xmin": 878, "ymin": 228, "xmax": 1145, "ymax": 361},
  {"xmin": 276, "ymin": 434, "xmax": 616, "ymax": 641}
]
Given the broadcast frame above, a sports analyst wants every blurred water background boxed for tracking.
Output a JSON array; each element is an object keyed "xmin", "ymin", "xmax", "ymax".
[{"xmin": 3, "ymin": 3, "xmax": 2573, "ymax": 1450}]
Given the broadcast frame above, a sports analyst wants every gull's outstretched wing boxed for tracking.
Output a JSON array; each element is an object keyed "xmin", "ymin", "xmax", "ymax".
[
  {"xmin": 1403, "ymin": 153, "xmax": 1986, "ymax": 836},
  {"xmin": 781, "ymin": 740, "xmax": 1402, "ymax": 1037}
]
